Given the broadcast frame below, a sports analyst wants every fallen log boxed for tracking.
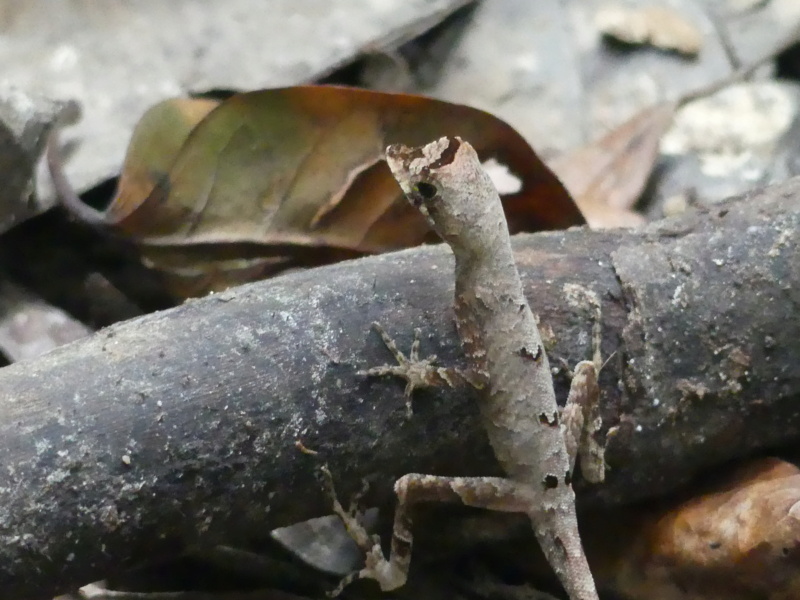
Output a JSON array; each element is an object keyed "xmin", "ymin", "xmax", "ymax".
[{"xmin": 0, "ymin": 177, "xmax": 798, "ymax": 598}]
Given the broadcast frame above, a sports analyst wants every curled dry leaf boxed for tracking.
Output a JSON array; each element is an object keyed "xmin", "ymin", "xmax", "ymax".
[
  {"xmin": 550, "ymin": 102, "xmax": 676, "ymax": 229},
  {"xmin": 588, "ymin": 457, "xmax": 800, "ymax": 600},
  {"xmin": 72, "ymin": 86, "xmax": 582, "ymax": 297}
]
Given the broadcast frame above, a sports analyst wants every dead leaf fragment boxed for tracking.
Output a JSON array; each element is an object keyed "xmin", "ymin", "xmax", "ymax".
[
  {"xmin": 596, "ymin": 4, "xmax": 704, "ymax": 56},
  {"xmin": 271, "ymin": 510, "xmax": 380, "ymax": 576},
  {"xmin": 71, "ymin": 86, "xmax": 583, "ymax": 297},
  {"xmin": 550, "ymin": 102, "xmax": 676, "ymax": 228},
  {"xmin": 588, "ymin": 458, "xmax": 800, "ymax": 600}
]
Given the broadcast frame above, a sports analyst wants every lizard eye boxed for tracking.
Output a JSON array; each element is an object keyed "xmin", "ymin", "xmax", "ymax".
[{"xmin": 412, "ymin": 181, "xmax": 438, "ymax": 201}]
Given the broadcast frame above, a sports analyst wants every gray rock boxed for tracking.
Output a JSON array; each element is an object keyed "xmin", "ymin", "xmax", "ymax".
[
  {"xmin": 412, "ymin": 0, "xmax": 800, "ymax": 161},
  {"xmin": 0, "ymin": 85, "xmax": 73, "ymax": 233},
  {"xmin": 0, "ymin": 0, "xmax": 472, "ymax": 200},
  {"xmin": 651, "ymin": 81, "xmax": 800, "ymax": 217}
]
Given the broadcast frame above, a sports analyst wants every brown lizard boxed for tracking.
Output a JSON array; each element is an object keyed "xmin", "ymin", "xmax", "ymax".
[{"xmin": 331, "ymin": 136, "xmax": 605, "ymax": 600}]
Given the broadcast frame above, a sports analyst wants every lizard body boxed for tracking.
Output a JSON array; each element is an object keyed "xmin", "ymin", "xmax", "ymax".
[
  {"xmin": 390, "ymin": 137, "xmax": 598, "ymax": 600},
  {"xmin": 331, "ymin": 137, "xmax": 602, "ymax": 600}
]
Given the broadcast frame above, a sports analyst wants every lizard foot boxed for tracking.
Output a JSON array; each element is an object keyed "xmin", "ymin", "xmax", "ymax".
[
  {"xmin": 359, "ymin": 322, "xmax": 449, "ymax": 417},
  {"xmin": 320, "ymin": 464, "xmax": 406, "ymax": 596},
  {"xmin": 329, "ymin": 543, "xmax": 406, "ymax": 596}
]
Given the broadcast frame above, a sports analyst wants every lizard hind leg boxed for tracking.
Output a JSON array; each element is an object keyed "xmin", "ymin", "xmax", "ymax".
[{"xmin": 330, "ymin": 473, "xmax": 541, "ymax": 595}]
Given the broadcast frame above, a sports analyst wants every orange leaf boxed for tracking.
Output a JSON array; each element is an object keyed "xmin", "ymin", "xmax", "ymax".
[{"xmin": 589, "ymin": 458, "xmax": 800, "ymax": 600}]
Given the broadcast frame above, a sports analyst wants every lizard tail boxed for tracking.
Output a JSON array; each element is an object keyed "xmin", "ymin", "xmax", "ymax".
[{"xmin": 529, "ymin": 509, "xmax": 600, "ymax": 600}]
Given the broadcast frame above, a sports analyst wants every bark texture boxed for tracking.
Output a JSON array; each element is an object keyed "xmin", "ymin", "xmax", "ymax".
[{"xmin": 0, "ymin": 178, "xmax": 798, "ymax": 598}]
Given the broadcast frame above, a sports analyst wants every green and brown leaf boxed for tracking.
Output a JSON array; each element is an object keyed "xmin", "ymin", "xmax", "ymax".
[{"xmin": 79, "ymin": 86, "xmax": 584, "ymax": 297}]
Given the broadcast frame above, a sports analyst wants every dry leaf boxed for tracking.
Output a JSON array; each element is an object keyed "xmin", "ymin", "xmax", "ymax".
[
  {"xmin": 112, "ymin": 96, "xmax": 220, "ymax": 222},
  {"xmin": 76, "ymin": 86, "xmax": 583, "ymax": 297},
  {"xmin": 588, "ymin": 458, "xmax": 800, "ymax": 600},
  {"xmin": 550, "ymin": 102, "xmax": 675, "ymax": 228}
]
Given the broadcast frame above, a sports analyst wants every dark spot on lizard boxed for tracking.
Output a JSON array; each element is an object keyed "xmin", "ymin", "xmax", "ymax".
[
  {"xmin": 539, "ymin": 412, "xmax": 559, "ymax": 427},
  {"xmin": 543, "ymin": 474, "xmax": 559, "ymax": 489},
  {"xmin": 550, "ymin": 536, "xmax": 568, "ymax": 562},
  {"xmin": 428, "ymin": 137, "xmax": 461, "ymax": 169},
  {"xmin": 709, "ymin": 542, "xmax": 721, "ymax": 550},
  {"xmin": 518, "ymin": 344, "xmax": 542, "ymax": 361},
  {"xmin": 565, "ymin": 470, "xmax": 572, "ymax": 486}
]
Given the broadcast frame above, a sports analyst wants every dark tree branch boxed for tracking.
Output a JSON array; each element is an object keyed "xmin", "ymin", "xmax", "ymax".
[{"xmin": 0, "ymin": 178, "xmax": 799, "ymax": 598}]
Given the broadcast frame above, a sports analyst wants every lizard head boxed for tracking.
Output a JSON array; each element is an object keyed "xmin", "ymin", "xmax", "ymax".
[{"xmin": 386, "ymin": 137, "xmax": 508, "ymax": 257}]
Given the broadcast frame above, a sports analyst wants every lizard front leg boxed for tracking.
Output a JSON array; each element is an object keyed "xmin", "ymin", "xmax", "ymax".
[
  {"xmin": 359, "ymin": 322, "xmax": 475, "ymax": 416},
  {"xmin": 560, "ymin": 284, "xmax": 606, "ymax": 484}
]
